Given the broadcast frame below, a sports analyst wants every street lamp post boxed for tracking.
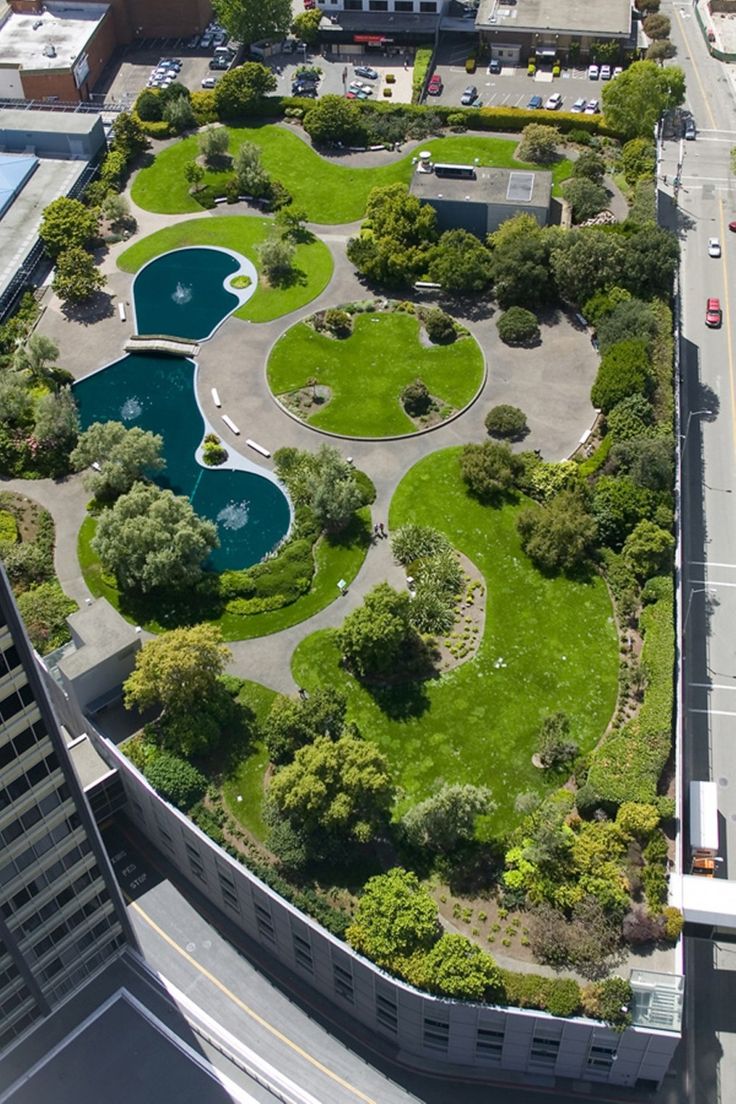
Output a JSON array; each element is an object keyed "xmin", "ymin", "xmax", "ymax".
[
  {"xmin": 683, "ymin": 586, "xmax": 715, "ymax": 634},
  {"xmin": 680, "ymin": 409, "xmax": 713, "ymax": 458}
]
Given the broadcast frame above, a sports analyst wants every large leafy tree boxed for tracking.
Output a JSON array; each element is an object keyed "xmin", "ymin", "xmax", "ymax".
[
  {"xmin": 213, "ymin": 62, "xmax": 277, "ymax": 119},
  {"xmin": 273, "ymin": 444, "xmax": 363, "ymax": 531},
  {"xmin": 213, "ymin": 0, "xmax": 292, "ymax": 47},
  {"xmin": 52, "ymin": 248, "xmax": 105, "ymax": 304},
  {"xmin": 517, "ymin": 490, "xmax": 598, "ymax": 573},
  {"xmin": 32, "ymin": 387, "xmax": 79, "ymax": 469},
  {"xmin": 347, "ymin": 182, "xmax": 438, "ymax": 287},
  {"xmin": 110, "ymin": 111, "xmax": 149, "ymax": 160},
  {"xmin": 402, "ymin": 783, "xmax": 495, "ymax": 853},
  {"xmin": 346, "ymin": 867, "xmax": 440, "ymax": 969},
  {"xmin": 303, "ymin": 94, "xmax": 367, "ymax": 147},
  {"xmin": 71, "ymin": 421, "xmax": 165, "ymax": 501},
  {"xmin": 601, "ymin": 61, "xmax": 685, "ymax": 139},
  {"xmin": 266, "ymin": 732, "xmax": 394, "ymax": 843},
  {"xmin": 92, "ymin": 481, "xmax": 218, "ymax": 592},
  {"xmin": 408, "ymin": 933, "xmax": 504, "ymax": 1001},
  {"xmin": 338, "ymin": 582, "xmax": 416, "ymax": 678},
  {"xmin": 488, "ymin": 213, "xmax": 554, "ymax": 308},
  {"xmin": 264, "ymin": 686, "xmax": 347, "ymax": 764},
  {"xmin": 13, "ymin": 333, "xmax": 59, "ymax": 385},
  {"xmin": 622, "ymin": 225, "xmax": 679, "ymax": 299},
  {"xmin": 39, "ymin": 198, "xmax": 98, "ymax": 259},
  {"xmin": 427, "ymin": 229, "xmax": 493, "ymax": 293},
  {"xmin": 549, "ymin": 229, "xmax": 626, "ymax": 306}
]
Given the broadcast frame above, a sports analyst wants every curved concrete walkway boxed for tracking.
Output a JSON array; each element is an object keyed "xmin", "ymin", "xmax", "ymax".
[{"xmin": 10, "ymin": 132, "xmax": 602, "ymax": 694}]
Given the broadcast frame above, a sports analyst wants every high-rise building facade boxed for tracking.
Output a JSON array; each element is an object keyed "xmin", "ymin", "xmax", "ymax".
[{"xmin": 0, "ymin": 565, "xmax": 132, "ymax": 1054}]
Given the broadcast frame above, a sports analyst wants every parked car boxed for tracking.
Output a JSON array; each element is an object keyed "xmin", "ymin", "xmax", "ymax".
[
  {"xmin": 584, "ymin": 99, "xmax": 600, "ymax": 114},
  {"xmin": 354, "ymin": 65, "xmax": 378, "ymax": 79},
  {"xmin": 201, "ymin": 76, "xmax": 216, "ymax": 88},
  {"xmin": 600, "ymin": 64, "xmax": 612, "ymax": 80},
  {"xmin": 293, "ymin": 80, "xmax": 318, "ymax": 96},
  {"xmin": 349, "ymin": 80, "xmax": 373, "ymax": 94},
  {"xmin": 729, "ymin": 219, "xmax": 736, "ymax": 232},
  {"xmin": 706, "ymin": 298, "xmax": 722, "ymax": 327},
  {"xmin": 200, "ymin": 33, "xmax": 213, "ymax": 48},
  {"xmin": 708, "ymin": 237, "xmax": 721, "ymax": 257},
  {"xmin": 544, "ymin": 92, "xmax": 563, "ymax": 110},
  {"xmin": 461, "ymin": 85, "xmax": 479, "ymax": 105},
  {"xmin": 613, "ymin": 65, "xmax": 623, "ymax": 77},
  {"xmin": 685, "ymin": 118, "xmax": 696, "ymax": 140},
  {"xmin": 528, "ymin": 94, "xmax": 543, "ymax": 109},
  {"xmin": 588, "ymin": 64, "xmax": 599, "ymax": 79},
  {"xmin": 427, "ymin": 74, "xmax": 443, "ymax": 95},
  {"xmin": 488, "ymin": 58, "xmax": 501, "ymax": 73},
  {"xmin": 186, "ymin": 34, "xmax": 199, "ymax": 48},
  {"xmin": 571, "ymin": 97, "xmax": 586, "ymax": 113}
]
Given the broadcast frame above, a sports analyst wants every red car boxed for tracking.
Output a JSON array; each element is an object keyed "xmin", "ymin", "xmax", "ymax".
[
  {"xmin": 427, "ymin": 74, "xmax": 443, "ymax": 95},
  {"xmin": 729, "ymin": 220, "xmax": 736, "ymax": 232},
  {"xmin": 706, "ymin": 297, "xmax": 722, "ymax": 327}
]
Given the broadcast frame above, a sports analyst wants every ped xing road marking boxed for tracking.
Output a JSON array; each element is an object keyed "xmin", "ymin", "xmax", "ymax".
[{"xmin": 129, "ymin": 900, "xmax": 378, "ymax": 1104}]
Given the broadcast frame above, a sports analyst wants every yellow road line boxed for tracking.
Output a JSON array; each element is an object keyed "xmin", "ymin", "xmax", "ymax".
[
  {"xmin": 718, "ymin": 199, "xmax": 736, "ymax": 456},
  {"xmin": 674, "ymin": 4, "xmax": 717, "ymax": 130},
  {"xmin": 129, "ymin": 899, "xmax": 378, "ymax": 1104}
]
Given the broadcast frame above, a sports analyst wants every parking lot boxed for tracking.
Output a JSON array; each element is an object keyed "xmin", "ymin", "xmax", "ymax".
[
  {"xmin": 102, "ymin": 48, "xmax": 227, "ymax": 101},
  {"xmin": 268, "ymin": 47, "xmax": 415, "ymax": 103}
]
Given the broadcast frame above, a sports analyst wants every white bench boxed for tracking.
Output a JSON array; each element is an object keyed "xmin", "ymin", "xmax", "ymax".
[
  {"xmin": 221, "ymin": 414, "xmax": 240, "ymax": 435},
  {"xmin": 211, "ymin": 388, "xmax": 221, "ymax": 408},
  {"xmin": 118, "ymin": 302, "xmax": 126, "ymax": 322},
  {"xmin": 246, "ymin": 438, "xmax": 270, "ymax": 458}
]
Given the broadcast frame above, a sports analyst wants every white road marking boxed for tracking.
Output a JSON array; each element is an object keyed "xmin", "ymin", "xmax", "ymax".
[
  {"xmin": 689, "ymin": 708, "xmax": 736, "ymax": 716},
  {"xmin": 689, "ymin": 561, "xmax": 736, "ymax": 568},
  {"xmin": 690, "ymin": 683, "xmax": 736, "ymax": 690}
]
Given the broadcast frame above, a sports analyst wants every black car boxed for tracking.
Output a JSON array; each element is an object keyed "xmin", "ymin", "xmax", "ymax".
[
  {"xmin": 460, "ymin": 84, "xmax": 478, "ymax": 105},
  {"xmin": 292, "ymin": 81, "xmax": 318, "ymax": 96}
]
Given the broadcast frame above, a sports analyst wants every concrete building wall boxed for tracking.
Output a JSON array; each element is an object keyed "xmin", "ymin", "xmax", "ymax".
[
  {"xmin": 58, "ymin": 646, "xmax": 138, "ymax": 715},
  {"xmin": 87, "ymin": 729, "xmax": 681, "ymax": 1091},
  {"xmin": 0, "ymin": 114, "xmax": 105, "ymax": 158},
  {"xmin": 0, "ymin": 64, "xmax": 23, "ymax": 96}
]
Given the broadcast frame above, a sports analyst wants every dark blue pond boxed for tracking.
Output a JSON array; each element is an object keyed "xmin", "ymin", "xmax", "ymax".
[
  {"xmin": 74, "ymin": 354, "xmax": 291, "ymax": 571},
  {"xmin": 132, "ymin": 247, "xmax": 242, "ymax": 341}
]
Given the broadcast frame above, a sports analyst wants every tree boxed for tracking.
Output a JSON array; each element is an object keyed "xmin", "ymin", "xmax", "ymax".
[
  {"xmin": 303, "ymin": 94, "xmax": 367, "ymax": 147},
  {"xmin": 310, "ymin": 447, "xmax": 363, "ymax": 532},
  {"xmin": 550, "ymin": 229, "xmax": 626, "ymax": 305},
  {"xmin": 100, "ymin": 192, "xmax": 132, "ymax": 229},
  {"xmin": 530, "ymin": 895, "xmax": 624, "ymax": 979},
  {"xmin": 92, "ymin": 481, "xmax": 218, "ymax": 592},
  {"xmin": 484, "ymin": 404, "xmax": 528, "ymax": 439},
  {"xmin": 13, "ymin": 333, "xmax": 59, "ymax": 385},
  {"xmin": 198, "ymin": 124, "xmax": 230, "ymax": 166},
  {"xmin": 606, "ymin": 394, "xmax": 655, "ymax": 442},
  {"xmin": 273, "ymin": 444, "xmax": 361, "ymax": 520},
  {"xmin": 213, "ymin": 61, "xmax": 278, "ymax": 118},
  {"xmin": 346, "ymin": 182, "xmax": 438, "ymax": 287},
  {"xmin": 124, "ymin": 624, "xmax": 231, "ymax": 752},
  {"xmin": 401, "ymin": 378, "xmax": 432, "ymax": 416},
  {"xmin": 642, "ymin": 12, "xmax": 671, "ymax": 38},
  {"xmin": 646, "ymin": 39, "xmax": 677, "ymax": 64},
  {"xmin": 111, "ymin": 111, "xmax": 149, "ymax": 160},
  {"xmin": 346, "ymin": 867, "xmax": 440, "ymax": 970},
  {"xmin": 611, "ymin": 434, "xmax": 674, "ymax": 491},
  {"xmin": 517, "ymin": 490, "xmax": 598, "ymax": 572},
  {"xmin": 185, "ymin": 160, "xmax": 205, "ymax": 194},
  {"xmin": 591, "ymin": 475, "xmax": 657, "ymax": 549},
  {"xmin": 596, "ymin": 298, "xmax": 657, "ymax": 353},
  {"xmin": 622, "ymin": 225, "xmax": 679, "ymax": 298},
  {"xmin": 163, "ymin": 94, "xmax": 196, "ymax": 133},
  {"xmin": 39, "ymin": 197, "xmax": 98, "ymax": 259},
  {"xmin": 291, "ymin": 8, "xmax": 322, "ymax": 42},
  {"xmin": 275, "ymin": 204, "xmax": 309, "ymax": 240},
  {"xmin": 264, "ymin": 686, "xmax": 347, "ymax": 764},
  {"xmin": 601, "ymin": 60, "xmax": 685, "ymax": 139},
  {"xmin": 16, "ymin": 581, "xmax": 76, "ymax": 654},
  {"xmin": 622, "ymin": 519, "xmax": 674, "ymax": 579},
  {"xmin": 267, "ymin": 732, "xmax": 394, "ymax": 843},
  {"xmin": 257, "ymin": 229, "xmax": 296, "ymax": 285},
  {"xmin": 517, "ymin": 123, "xmax": 559, "ymax": 163},
  {"xmin": 71, "ymin": 421, "xmax": 165, "ymax": 501},
  {"xmin": 534, "ymin": 711, "xmax": 579, "ymax": 770},
  {"xmin": 620, "ymin": 138, "xmax": 656, "ymax": 185},
  {"xmin": 562, "ymin": 178, "xmax": 608, "ymax": 223},
  {"xmin": 422, "ymin": 307, "xmax": 456, "ymax": 344},
  {"xmin": 496, "ymin": 306, "xmax": 540, "ymax": 345},
  {"xmin": 232, "ymin": 140, "xmax": 271, "ymax": 196},
  {"xmin": 136, "ymin": 89, "xmax": 164, "ymax": 121},
  {"xmin": 590, "ymin": 339, "xmax": 652, "ymax": 413},
  {"xmin": 427, "ymin": 229, "xmax": 493, "ymax": 293},
  {"xmin": 460, "ymin": 441, "xmax": 523, "ymax": 502},
  {"xmin": 573, "ymin": 150, "xmax": 606, "ymax": 184},
  {"xmin": 32, "ymin": 387, "xmax": 79, "ymax": 466},
  {"xmin": 488, "ymin": 213, "xmax": 554, "ymax": 309},
  {"xmin": 144, "ymin": 750, "xmax": 207, "ymax": 810},
  {"xmin": 409, "ymin": 934, "xmax": 503, "ymax": 1001},
  {"xmin": 402, "ymin": 783, "xmax": 495, "ymax": 852},
  {"xmin": 339, "ymin": 583, "xmax": 416, "ymax": 677},
  {"xmin": 582, "ymin": 977, "xmax": 633, "ymax": 1030},
  {"xmin": 52, "ymin": 248, "xmax": 106, "ymax": 304},
  {"xmin": 213, "ymin": 0, "xmax": 292, "ymax": 46}
]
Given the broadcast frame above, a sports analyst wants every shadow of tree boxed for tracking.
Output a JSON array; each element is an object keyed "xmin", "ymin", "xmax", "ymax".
[{"xmin": 60, "ymin": 290, "xmax": 116, "ymax": 326}]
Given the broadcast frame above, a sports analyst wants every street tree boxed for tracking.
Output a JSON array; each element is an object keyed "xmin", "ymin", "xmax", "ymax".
[
  {"xmin": 71, "ymin": 421, "xmax": 165, "ymax": 501},
  {"xmin": 460, "ymin": 440, "xmax": 524, "ymax": 501},
  {"xmin": 642, "ymin": 12, "xmax": 671, "ymax": 38},
  {"xmin": 517, "ymin": 490, "xmax": 598, "ymax": 572},
  {"xmin": 213, "ymin": 61, "xmax": 278, "ymax": 117},
  {"xmin": 339, "ymin": 582, "xmax": 416, "ymax": 677},
  {"xmin": 346, "ymin": 867, "xmax": 440, "ymax": 970},
  {"xmin": 39, "ymin": 197, "xmax": 98, "ymax": 259},
  {"xmin": 427, "ymin": 228, "xmax": 493, "ymax": 292},
  {"xmin": 601, "ymin": 60, "xmax": 685, "ymax": 139},
  {"xmin": 92, "ymin": 481, "xmax": 218, "ymax": 592},
  {"xmin": 402, "ymin": 783, "xmax": 495, "ymax": 852},
  {"xmin": 646, "ymin": 39, "xmax": 677, "ymax": 63},
  {"xmin": 266, "ymin": 732, "xmax": 394, "ymax": 843},
  {"xmin": 52, "ymin": 248, "xmax": 106, "ymax": 304},
  {"xmin": 213, "ymin": 0, "xmax": 292, "ymax": 47}
]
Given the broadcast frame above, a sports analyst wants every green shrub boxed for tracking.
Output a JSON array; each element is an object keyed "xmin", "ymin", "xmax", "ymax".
[
  {"xmin": 497, "ymin": 307, "xmax": 540, "ymax": 346},
  {"xmin": 385, "ymin": 72, "xmax": 396, "ymax": 84},
  {"xmin": 485, "ymin": 405, "xmax": 528, "ymax": 440},
  {"xmin": 144, "ymin": 751, "xmax": 207, "ymax": 810},
  {"xmin": 423, "ymin": 307, "xmax": 456, "ymax": 344},
  {"xmin": 0, "ymin": 509, "xmax": 18, "ymax": 545},
  {"xmin": 132, "ymin": 112, "xmax": 173, "ymax": 139},
  {"xmin": 446, "ymin": 112, "xmax": 467, "ymax": 131},
  {"xmin": 401, "ymin": 378, "xmax": 432, "ymax": 416},
  {"xmin": 383, "ymin": 88, "xmax": 392, "ymax": 98},
  {"xmin": 577, "ymin": 434, "xmax": 612, "ymax": 478},
  {"xmin": 501, "ymin": 971, "xmax": 582, "ymax": 1017},
  {"xmin": 412, "ymin": 48, "xmax": 434, "ymax": 101},
  {"xmin": 352, "ymin": 467, "xmax": 377, "ymax": 505},
  {"xmin": 16, "ymin": 582, "xmax": 76, "ymax": 654},
  {"xmin": 590, "ymin": 339, "xmax": 652, "ymax": 413},
  {"xmin": 662, "ymin": 906, "xmax": 683, "ymax": 941}
]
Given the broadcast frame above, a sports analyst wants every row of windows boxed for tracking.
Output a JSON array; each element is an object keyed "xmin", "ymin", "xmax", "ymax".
[
  {"xmin": 340, "ymin": 0, "xmax": 437, "ymax": 8},
  {"xmin": 0, "ymin": 833, "xmax": 90, "ymax": 897},
  {"xmin": 8, "ymin": 868, "xmax": 97, "ymax": 935},
  {"xmin": 0, "ymin": 716, "xmax": 48, "ymax": 773},
  {"xmin": 0, "ymin": 781, "xmax": 70, "ymax": 849},
  {"xmin": 0, "ymin": 680, "xmax": 34, "ymax": 724},
  {"xmin": 33, "ymin": 895, "xmax": 112, "ymax": 967},
  {"xmin": 0, "ymin": 641, "xmax": 20, "ymax": 679},
  {"xmin": 44, "ymin": 929, "xmax": 125, "ymax": 1007},
  {"xmin": 0, "ymin": 1008, "xmax": 40, "ymax": 1053},
  {"xmin": 0, "ymin": 750, "xmax": 59, "ymax": 814},
  {"xmin": 0, "ymin": 810, "xmax": 82, "ymax": 890}
]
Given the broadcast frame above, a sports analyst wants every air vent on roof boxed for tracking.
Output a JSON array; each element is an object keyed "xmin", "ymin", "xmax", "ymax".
[
  {"xmin": 43, "ymin": 43, "xmax": 56, "ymax": 57},
  {"xmin": 32, "ymin": 19, "xmax": 43, "ymax": 29}
]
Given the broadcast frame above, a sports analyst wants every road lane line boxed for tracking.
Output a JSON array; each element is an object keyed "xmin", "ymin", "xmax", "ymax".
[
  {"xmin": 674, "ymin": 3, "xmax": 716, "ymax": 129},
  {"xmin": 719, "ymin": 199, "xmax": 736, "ymax": 458},
  {"xmin": 688, "ymin": 579, "xmax": 736, "ymax": 587},
  {"xmin": 689, "ymin": 682, "xmax": 736, "ymax": 689},
  {"xmin": 688, "ymin": 707, "xmax": 736, "ymax": 716},
  {"xmin": 689, "ymin": 561, "xmax": 736, "ymax": 568},
  {"xmin": 129, "ymin": 899, "xmax": 379, "ymax": 1104}
]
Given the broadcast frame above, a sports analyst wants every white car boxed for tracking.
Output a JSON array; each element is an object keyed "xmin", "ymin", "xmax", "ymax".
[
  {"xmin": 544, "ymin": 92, "xmax": 563, "ymax": 110},
  {"xmin": 584, "ymin": 99, "xmax": 600, "ymax": 115},
  {"xmin": 709, "ymin": 237, "xmax": 722, "ymax": 257},
  {"xmin": 600, "ymin": 64, "xmax": 612, "ymax": 80},
  {"xmin": 201, "ymin": 76, "xmax": 216, "ymax": 88},
  {"xmin": 571, "ymin": 97, "xmax": 586, "ymax": 113},
  {"xmin": 349, "ymin": 81, "xmax": 373, "ymax": 95},
  {"xmin": 613, "ymin": 65, "xmax": 623, "ymax": 77},
  {"xmin": 588, "ymin": 64, "xmax": 599, "ymax": 79}
]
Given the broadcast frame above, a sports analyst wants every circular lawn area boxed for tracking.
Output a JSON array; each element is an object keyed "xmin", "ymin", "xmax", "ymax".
[
  {"xmin": 117, "ymin": 216, "xmax": 333, "ymax": 324},
  {"xmin": 291, "ymin": 448, "xmax": 618, "ymax": 831},
  {"xmin": 267, "ymin": 311, "xmax": 485, "ymax": 437}
]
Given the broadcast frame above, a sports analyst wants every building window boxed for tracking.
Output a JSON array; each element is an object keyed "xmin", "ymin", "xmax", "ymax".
[
  {"xmin": 423, "ymin": 1016, "xmax": 449, "ymax": 1052},
  {"xmin": 476, "ymin": 1025, "xmax": 504, "ymax": 1060},
  {"xmin": 155, "ymin": 816, "xmax": 175, "ymax": 852},
  {"xmin": 216, "ymin": 865, "xmax": 240, "ymax": 912},
  {"xmin": 184, "ymin": 841, "xmax": 206, "ymax": 883},
  {"xmin": 530, "ymin": 1035, "xmax": 560, "ymax": 1066},
  {"xmin": 369, "ymin": 0, "xmax": 388, "ymax": 8},
  {"xmin": 333, "ymin": 958, "xmax": 354, "ymax": 1003},
  {"xmin": 254, "ymin": 900, "xmax": 275, "ymax": 944},
  {"xmin": 376, "ymin": 990, "xmax": 397, "ymax": 1033},
  {"xmin": 419, "ymin": 1, "xmax": 436, "ymax": 9},
  {"xmin": 292, "ymin": 928, "xmax": 313, "ymax": 972},
  {"xmin": 344, "ymin": 0, "xmax": 363, "ymax": 9},
  {"xmin": 395, "ymin": 1, "xmax": 414, "ymax": 9},
  {"xmin": 587, "ymin": 1042, "xmax": 618, "ymax": 1070}
]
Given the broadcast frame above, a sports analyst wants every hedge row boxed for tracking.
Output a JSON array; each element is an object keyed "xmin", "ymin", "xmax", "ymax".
[
  {"xmin": 588, "ymin": 588, "xmax": 674, "ymax": 804},
  {"xmin": 649, "ymin": 300, "xmax": 674, "ymax": 429},
  {"xmin": 412, "ymin": 46, "xmax": 433, "ymax": 103},
  {"xmin": 501, "ymin": 970, "xmax": 582, "ymax": 1018}
]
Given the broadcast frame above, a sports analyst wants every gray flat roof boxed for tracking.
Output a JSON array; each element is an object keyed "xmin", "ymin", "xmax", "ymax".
[
  {"xmin": 0, "ymin": 3, "xmax": 108, "ymax": 71},
  {"xmin": 476, "ymin": 0, "xmax": 632, "ymax": 37},
  {"xmin": 0, "ymin": 107, "xmax": 102, "ymax": 135},
  {"xmin": 410, "ymin": 164, "xmax": 552, "ymax": 207},
  {"xmin": 59, "ymin": 598, "xmax": 139, "ymax": 679}
]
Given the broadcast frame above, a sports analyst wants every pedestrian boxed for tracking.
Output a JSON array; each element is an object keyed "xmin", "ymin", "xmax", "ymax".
[
  {"xmin": 379, "ymin": 522, "xmax": 386, "ymax": 538},
  {"xmin": 373, "ymin": 523, "xmax": 380, "ymax": 539}
]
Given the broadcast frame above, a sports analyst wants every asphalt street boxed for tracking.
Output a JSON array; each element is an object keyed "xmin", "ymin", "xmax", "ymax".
[{"xmin": 661, "ymin": 2, "xmax": 736, "ymax": 1101}]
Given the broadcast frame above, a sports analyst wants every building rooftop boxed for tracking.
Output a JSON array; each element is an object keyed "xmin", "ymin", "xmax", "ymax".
[
  {"xmin": 410, "ymin": 163, "xmax": 552, "ymax": 208},
  {"xmin": 475, "ymin": 0, "xmax": 632, "ymax": 37},
  {"xmin": 58, "ymin": 598, "xmax": 140, "ymax": 680},
  {"xmin": 0, "ymin": 107, "xmax": 103, "ymax": 136},
  {"xmin": 0, "ymin": 152, "xmax": 37, "ymax": 218},
  {"xmin": 0, "ymin": 2, "xmax": 108, "ymax": 71}
]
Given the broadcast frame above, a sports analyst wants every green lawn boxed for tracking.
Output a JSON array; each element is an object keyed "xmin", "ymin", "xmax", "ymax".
[
  {"xmin": 292, "ymin": 448, "xmax": 618, "ymax": 831},
  {"xmin": 77, "ymin": 507, "xmax": 371, "ymax": 641},
  {"xmin": 117, "ymin": 216, "xmax": 333, "ymax": 323},
  {"xmin": 267, "ymin": 312, "xmax": 484, "ymax": 437},
  {"xmin": 131, "ymin": 125, "xmax": 573, "ymax": 224},
  {"xmin": 220, "ymin": 680, "xmax": 277, "ymax": 840}
]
